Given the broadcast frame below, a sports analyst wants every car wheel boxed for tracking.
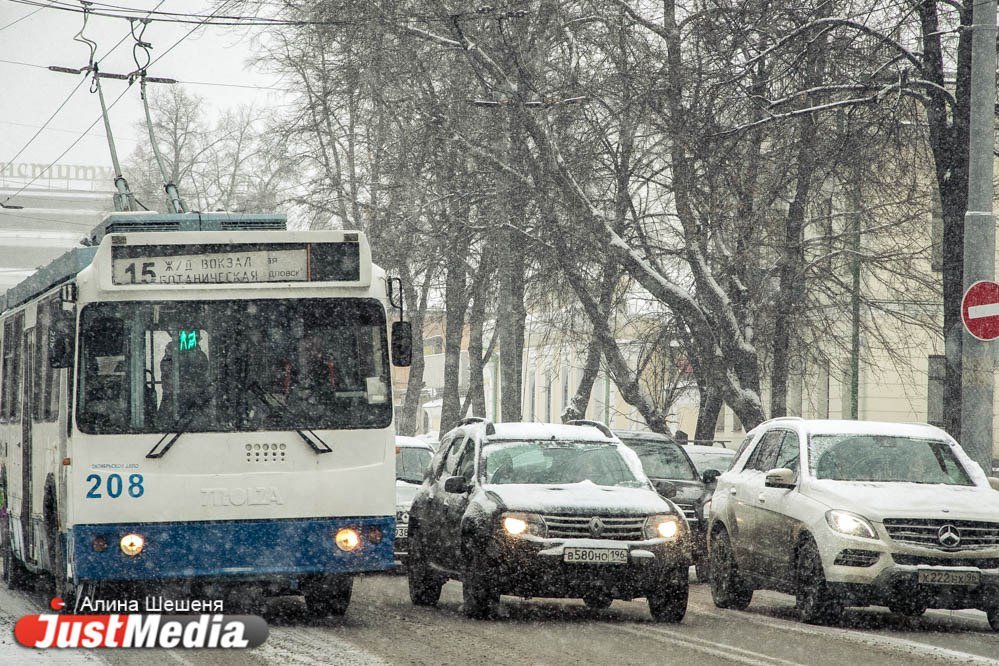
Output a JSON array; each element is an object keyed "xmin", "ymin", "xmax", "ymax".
[
  {"xmin": 694, "ymin": 555, "xmax": 711, "ymax": 583},
  {"xmin": 582, "ymin": 592, "xmax": 613, "ymax": 610},
  {"xmin": 795, "ymin": 538, "xmax": 843, "ymax": 625},
  {"xmin": 302, "ymin": 575, "xmax": 353, "ymax": 617},
  {"xmin": 648, "ymin": 570, "xmax": 689, "ymax": 623},
  {"xmin": 462, "ymin": 564, "xmax": 499, "ymax": 619},
  {"xmin": 407, "ymin": 549, "xmax": 445, "ymax": 607},
  {"xmin": 988, "ymin": 607, "xmax": 999, "ymax": 631},
  {"xmin": 710, "ymin": 529, "xmax": 752, "ymax": 610}
]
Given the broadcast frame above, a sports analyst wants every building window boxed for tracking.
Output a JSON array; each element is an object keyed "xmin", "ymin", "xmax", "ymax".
[
  {"xmin": 816, "ymin": 357, "xmax": 830, "ymax": 419},
  {"xmin": 424, "ymin": 335, "xmax": 443, "ymax": 355},
  {"xmin": 715, "ymin": 406, "xmax": 726, "ymax": 433},
  {"xmin": 927, "ymin": 355, "xmax": 945, "ymax": 428},
  {"xmin": 544, "ymin": 372, "xmax": 552, "ymax": 422},
  {"xmin": 527, "ymin": 362, "xmax": 537, "ymax": 421}
]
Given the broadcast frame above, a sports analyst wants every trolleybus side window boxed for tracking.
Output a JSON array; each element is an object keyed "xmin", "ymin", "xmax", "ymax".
[
  {"xmin": 1, "ymin": 314, "xmax": 24, "ymax": 420},
  {"xmin": 33, "ymin": 296, "xmax": 61, "ymax": 422}
]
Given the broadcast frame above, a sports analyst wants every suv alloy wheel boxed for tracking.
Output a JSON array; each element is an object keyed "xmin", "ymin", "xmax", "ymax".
[
  {"xmin": 710, "ymin": 529, "xmax": 752, "ymax": 610},
  {"xmin": 795, "ymin": 538, "xmax": 843, "ymax": 624}
]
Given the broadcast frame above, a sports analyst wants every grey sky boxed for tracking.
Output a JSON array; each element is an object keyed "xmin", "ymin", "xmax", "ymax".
[{"xmin": 0, "ymin": 1, "xmax": 279, "ymax": 184}]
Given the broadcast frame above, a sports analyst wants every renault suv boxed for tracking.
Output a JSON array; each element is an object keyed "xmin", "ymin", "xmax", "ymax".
[
  {"xmin": 406, "ymin": 418, "xmax": 691, "ymax": 621},
  {"xmin": 707, "ymin": 418, "xmax": 999, "ymax": 627}
]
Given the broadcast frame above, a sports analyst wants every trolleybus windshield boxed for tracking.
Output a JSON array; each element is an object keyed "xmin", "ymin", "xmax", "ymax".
[{"xmin": 76, "ymin": 298, "xmax": 392, "ymax": 434}]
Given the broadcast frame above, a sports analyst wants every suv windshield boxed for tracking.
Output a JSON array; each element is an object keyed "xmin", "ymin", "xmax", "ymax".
[
  {"xmin": 77, "ymin": 298, "xmax": 392, "ymax": 434},
  {"xmin": 809, "ymin": 435, "xmax": 973, "ymax": 485},
  {"xmin": 620, "ymin": 441, "xmax": 699, "ymax": 481},
  {"xmin": 481, "ymin": 440, "xmax": 645, "ymax": 487}
]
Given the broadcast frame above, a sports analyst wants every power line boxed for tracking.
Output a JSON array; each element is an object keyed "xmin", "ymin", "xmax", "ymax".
[
  {"xmin": 5, "ymin": 0, "xmax": 532, "ymax": 27},
  {"xmin": 1, "ymin": 0, "xmax": 224, "ymax": 206},
  {"xmin": 0, "ymin": 0, "xmax": 51, "ymax": 33}
]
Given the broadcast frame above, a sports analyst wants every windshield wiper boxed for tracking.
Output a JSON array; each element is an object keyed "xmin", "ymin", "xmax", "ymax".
[
  {"xmin": 146, "ymin": 409, "xmax": 200, "ymax": 459},
  {"xmin": 247, "ymin": 380, "xmax": 332, "ymax": 455}
]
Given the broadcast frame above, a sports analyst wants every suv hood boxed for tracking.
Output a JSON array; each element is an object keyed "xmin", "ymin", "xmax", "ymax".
[
  {"xmin": 803, "ymin": 480, "xmax": 999, "ymax": 521},
  {"xmin": 485, "ymin": 481, "xmax": 672, "ymax": 515}
]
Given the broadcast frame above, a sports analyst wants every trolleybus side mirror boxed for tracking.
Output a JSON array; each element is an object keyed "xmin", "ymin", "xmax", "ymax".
[
  {"xmin": 48, "ymin": 309, "xmax": 75, "ymax": 369},
  {"xmin": 391, "ymin": 321, "xmax": 412, "ymax": 367}
]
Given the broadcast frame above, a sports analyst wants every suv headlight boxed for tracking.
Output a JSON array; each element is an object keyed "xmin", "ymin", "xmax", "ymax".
[
  {"xmin": 644, "ymin": 514, "xmax": 683, "ymax": 540},
  {"xmin": 501, "ymin": 512, "xmax": 546, "ymax": 537},
  {"xmin": 825, "ymin": 510, "xmax": 878, "ymax": 540}
]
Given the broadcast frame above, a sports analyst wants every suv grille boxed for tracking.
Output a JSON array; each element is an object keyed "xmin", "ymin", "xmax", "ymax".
[
  {"xmin": 673, "ymin": 502, "xmax": 698, "ymax": 523},
  {"xmin": 882, "ymin": 519, "xmax": 999, "ymax": 550},
  {"xmin": 541, "ymin": 514, "xmax": 645, "ymax": 540}
]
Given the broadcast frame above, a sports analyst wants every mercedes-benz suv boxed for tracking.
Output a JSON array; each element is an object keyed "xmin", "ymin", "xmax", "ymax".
[
  {"xmin": 708, "ymin": 418, "xmax": 999, "ymax": 628},
  {"xmin": 406, "ymin": 418, "xmax": 691, "ymax": 621}
]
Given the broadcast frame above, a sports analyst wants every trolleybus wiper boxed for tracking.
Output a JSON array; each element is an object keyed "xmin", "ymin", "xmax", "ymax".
[
  {"xmin": 146, "ymin": 412, "xmax": 199, "ymax": 459},
  {"xmin": 247, "ymin": 380, "xmax": 332, "ymax": 455}
]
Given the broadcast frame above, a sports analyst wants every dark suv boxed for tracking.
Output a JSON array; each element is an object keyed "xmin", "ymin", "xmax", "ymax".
[
  {"xmin": 406, "ymin": 418, "xmax": 691, "ymax": 621},
  {"xmin": 615, "ymin": 430, "xmax": 720, "ymax": 582}
]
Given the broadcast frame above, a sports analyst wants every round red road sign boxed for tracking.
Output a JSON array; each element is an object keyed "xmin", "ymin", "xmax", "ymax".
[{"xmin": 962, "ymin": 280, "xmax": 999, "ymax": 341}]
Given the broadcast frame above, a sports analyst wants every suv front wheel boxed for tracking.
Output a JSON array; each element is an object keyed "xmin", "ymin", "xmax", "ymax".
[
  {"xmin": 462, "ymin": 555, "xmax": 500, "ymax": 619},
  {"xmin": 710, "ymin": 529, "xmax": 753, "ymax": 610},
  {"xmin": 795, "ymin": 538, "xmax": 843, "ymax": 624},
  {"xmin": 407, "ymin": 525, "xmax": 445, "ymax": 607},
  {"xmin": 647, "ymin": 570, "xmax": 688, "ymax": 622}
]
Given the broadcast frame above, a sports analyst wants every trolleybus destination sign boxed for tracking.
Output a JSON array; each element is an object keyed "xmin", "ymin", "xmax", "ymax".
[{"xmin": 112, "ymin": 247, "xmax": 309, "ymax": 285}]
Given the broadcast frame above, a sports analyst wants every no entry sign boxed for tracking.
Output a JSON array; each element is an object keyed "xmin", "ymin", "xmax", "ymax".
[{"xmin": 962, "ymin": 280, "xmax": 999, "ymax": 341}]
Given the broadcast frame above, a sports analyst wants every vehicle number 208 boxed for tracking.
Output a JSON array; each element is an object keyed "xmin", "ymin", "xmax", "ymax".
[{"xmin": 85, "ymin": 473, "xmax": 145, "ymax": 499}]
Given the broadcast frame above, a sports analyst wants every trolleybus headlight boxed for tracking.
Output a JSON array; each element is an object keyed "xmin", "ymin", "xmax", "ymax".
[
  {"xmin": 335, "ymin": 528, "xmax": 361, "ymax": 552},
  {"xmin": 120, "ymin": 533, "xmax": 145, "ymax": 557}
]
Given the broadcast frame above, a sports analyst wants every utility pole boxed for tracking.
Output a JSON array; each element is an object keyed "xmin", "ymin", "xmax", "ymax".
[{"xmin": 961, "ymin": 0, "xmax": 997, "ymax": 473}]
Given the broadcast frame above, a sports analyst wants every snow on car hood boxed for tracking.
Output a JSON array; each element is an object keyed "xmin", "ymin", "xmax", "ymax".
[
  {"xmin": 484, "ymin": 481, "xmax": 672, "ymax": 515},
  {"xmin": 803, "ymin": 479, "xmax": 999, "ymax": 521},
  {"xmin": 395, "ymin": 480, "xmax": 421, "ymax": 508}
]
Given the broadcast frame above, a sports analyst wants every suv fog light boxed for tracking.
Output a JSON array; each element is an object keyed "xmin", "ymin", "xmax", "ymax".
[
  {"xmin": 119, "ymin": 533, "xmax": 144, "ymax": 557},
  {"xmin": 335, "ymin": 528, "xmax": 361, "ymax": 551}
]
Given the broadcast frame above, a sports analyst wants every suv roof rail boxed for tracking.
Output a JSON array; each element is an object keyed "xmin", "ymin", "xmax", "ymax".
[
  {"xmin": 566, "ymin": 419, "xmax": 614, "ymax": 438},
  {"xmin": 456, "ymin": 416, "xmax": 495, "ymax": 435}
]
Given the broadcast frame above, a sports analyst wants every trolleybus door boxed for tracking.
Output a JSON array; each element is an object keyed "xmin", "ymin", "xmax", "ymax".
[{"xmin": 19, "ymin": 331, "xmax": 33, "ymax": 564}]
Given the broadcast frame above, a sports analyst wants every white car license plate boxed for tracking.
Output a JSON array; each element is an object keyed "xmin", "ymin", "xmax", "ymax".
[
  {"xmin": 917, "ymin": 569, "xmax": 980, "ymax": 586},
  {"xmin": 395, "ymin": 525, "xmax": 408, "ymax": 539},
  {"xmin": 563, "ymin": 547, "xmax": 628, "ymax": 564}
]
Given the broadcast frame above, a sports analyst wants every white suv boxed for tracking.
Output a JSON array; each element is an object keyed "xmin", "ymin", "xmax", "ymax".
[{"xmin": 707, "ymin": 418, "xmax": 999, "ymax": 627}]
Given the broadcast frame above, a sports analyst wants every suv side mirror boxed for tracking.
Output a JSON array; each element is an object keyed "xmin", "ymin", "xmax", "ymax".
[
  {"xmin": 765, "ymin": 467, "xmax": 795, "ymax": 489},
  {"xmin": 48, "ymin": 309, "xmax": 75, "ymax": 369},
  {"xmin": 652, "ymin": 479, "xmax": 678, "ymax": 499},
  {"xmin": 701, "ymin": 469, "xmax": 721, "ymax": 485},
  {"xmin": 443, "ymin": 476, "xmax": 469, "ymax": 494},
  {"xmin": 391, "ymin": 321, "xmax": 412, "ymax": 367}
]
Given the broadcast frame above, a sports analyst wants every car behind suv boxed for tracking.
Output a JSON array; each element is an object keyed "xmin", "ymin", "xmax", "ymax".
[
  {"xmin": 708, "ymin": 418, "xmax": 999, "ymax": 628},
  {"xmin": 406, "ymin": 418, "xmax": 691, "ymax": 621},
  {"xmin": 395, "ymin": 436, "xmax": 435, "ymax": 565},
  {"xmin": 615, "ymin": 430, "xmax": 718, "ymax": 582}
]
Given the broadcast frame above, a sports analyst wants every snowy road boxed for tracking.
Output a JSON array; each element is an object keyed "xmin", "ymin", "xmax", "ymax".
[{"xmin": 2, "ymin": 573, "xmax": 998, "ymax": 665}]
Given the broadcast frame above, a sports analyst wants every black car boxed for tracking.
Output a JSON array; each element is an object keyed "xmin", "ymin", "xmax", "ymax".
[
  {"xmin": 406, "ymin": 418, "xmax": 691, "ymax": 621},
  {"xmin": 615, "ymin": 430, "xmax": 721, "ymax": 583}
]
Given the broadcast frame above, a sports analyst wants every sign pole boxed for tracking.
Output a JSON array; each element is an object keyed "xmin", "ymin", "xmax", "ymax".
[{"xmin": 961, "ymin": 0, "xmax": 997, "ymax": 474}]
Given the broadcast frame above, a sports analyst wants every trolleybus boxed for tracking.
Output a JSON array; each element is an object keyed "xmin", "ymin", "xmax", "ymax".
[{"xmin": 0, "ymin": 211, "xmax": 412, "ymax": 615}]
